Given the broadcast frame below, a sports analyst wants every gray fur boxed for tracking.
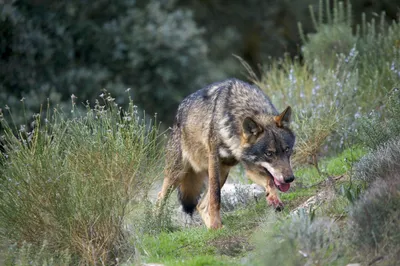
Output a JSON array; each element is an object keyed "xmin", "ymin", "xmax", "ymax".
[
  {"xmin": 175, "ymin": 79, "xmax": 279, "ymax": 160},
  {"xmin": 159, "ymin": 78, "xmax": 296, "ymax": 225}
]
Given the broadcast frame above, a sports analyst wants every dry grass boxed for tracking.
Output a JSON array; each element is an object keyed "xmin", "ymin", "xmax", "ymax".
[{"xmin": 0, "ymin": 93, "xmax": 163, "ymax": 264}]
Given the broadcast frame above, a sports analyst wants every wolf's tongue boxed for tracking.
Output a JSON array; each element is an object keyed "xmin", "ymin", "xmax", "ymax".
[
  {"xmin": 273, "ymin": 178, "xmax": 291, "ymax": 192},
  {"xmin": 277, "ymin": 183, "xmax": 290, "ymax": 192}
]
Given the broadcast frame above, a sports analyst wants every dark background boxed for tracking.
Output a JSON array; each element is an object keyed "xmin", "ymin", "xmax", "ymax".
[{"xmin": 1, "ymin": 0, "xmax": 398, "ymax": 125}]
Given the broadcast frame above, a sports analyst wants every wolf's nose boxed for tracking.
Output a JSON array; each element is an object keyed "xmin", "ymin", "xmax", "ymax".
[{"xmin": 284, "ymin": 175, "xmax": 295, "ymax": 183}]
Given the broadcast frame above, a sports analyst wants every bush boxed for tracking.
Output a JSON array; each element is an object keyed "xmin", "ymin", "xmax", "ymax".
[
  {"xmin": 353, "ymin": 137, "xmax": 400, "ymax": 183},
  {"xmin": 355, "ymin": 88, "xmax": 400, "ymax": 150},
  {"xmin": 0, "ymin": 93, "xmax": 163, "ymax": 264},
  {"xmin": 0, "ymin": 0, "xmax": 213, "ymax": 125},
  {"xmin": 300, "ymin": 1, "xmax": 356, "ymax": 66},
  {"xmin": 250, "ymin": 0, "xmax": 400, "ymax": 170},
  {"xmin": 4, "ymin": 241, "xmax": 72, "ymax": 266},
  {"xmin": 250, "ymin": 210, "xmax": 346, "ymax": 266},
  {"xmin": 349, "ymin": 141, "xmax": 400, "ymax": 264},
  {"xmin": 300, "ymin": 0, "xmax": 400, "ymax": 109},
  {"xmin": 251, "ymin": 55, "xmax": 355, "ymax": 166}
]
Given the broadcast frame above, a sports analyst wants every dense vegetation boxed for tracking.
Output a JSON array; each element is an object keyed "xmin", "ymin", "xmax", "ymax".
[
  {"xmin": 0, "ymin": 0, "xmax": 399, "ymax": 265},
  {"xmin": 1, "ymin": 0, "xmax": 399, "ymax": 125}
]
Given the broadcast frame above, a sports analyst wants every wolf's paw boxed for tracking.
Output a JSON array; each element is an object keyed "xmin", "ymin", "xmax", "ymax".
[
  {"xmin": 207, "ymin": 213, "xmax": 223, "ymax": 229},
  {"xmin": 267, "ymin": 195, "xmax": 284, "ymax": 211},
  {"xmin": 209, "ymin": 219, "xmax": 223, "ymax": 230}
]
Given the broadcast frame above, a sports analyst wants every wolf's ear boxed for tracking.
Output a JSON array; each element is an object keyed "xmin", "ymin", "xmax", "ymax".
[
  {"xmin": 242, "ymin": 117, "xmax": 262, "ymax": 142},
  {"xmin": 274, "ymin": 106, "xmax": 291, "ymax": 127}
]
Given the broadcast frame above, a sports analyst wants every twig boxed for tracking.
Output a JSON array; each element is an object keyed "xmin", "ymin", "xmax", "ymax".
[{"xmin": 368, "ymin": 256, "xmax": 384, "ymax": 265}]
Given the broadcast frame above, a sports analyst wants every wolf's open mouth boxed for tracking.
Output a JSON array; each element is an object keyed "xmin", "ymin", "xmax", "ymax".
[
  {"xmin": 262, "ymin": 167, "xmax": 291, "ymax": 192},
  {"xmin": 273, "ymin": 177, "xmax": 290, "ymax": 192}
]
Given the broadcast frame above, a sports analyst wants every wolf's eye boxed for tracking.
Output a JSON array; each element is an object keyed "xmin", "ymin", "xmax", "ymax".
[
  {"xmin": 265, "ymin": 151, "xmax": 273, "ymax": 157},
  {"xmin": 285, "ymin": 147, "xmax": 290, "ymax": 153}
]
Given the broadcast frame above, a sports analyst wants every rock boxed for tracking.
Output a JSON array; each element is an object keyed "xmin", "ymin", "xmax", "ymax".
[
  {"xmin": 291, "ymin": 190, "xmax": 332, "ymax": 215},
  {"xmin": 173, "ymin": 206, "xmax": 203, "ymax": 227},
  {"xmin": 221, "ymin": 183, "xmax": 265, "ymax": 211},
  {"xmin": 172, "ymin": 183, "xmax": 266, "ymax": 227}
]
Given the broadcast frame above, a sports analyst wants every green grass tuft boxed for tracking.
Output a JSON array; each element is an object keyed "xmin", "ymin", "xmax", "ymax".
[{"xmin": 0, "ymin": 93, "xmax": 163, "ymax": 264}]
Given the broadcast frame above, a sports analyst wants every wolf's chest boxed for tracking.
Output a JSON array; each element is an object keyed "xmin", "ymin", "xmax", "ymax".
[{"xmin": 219, "ymin": 147, "xmax": 239, "ymax": 166}]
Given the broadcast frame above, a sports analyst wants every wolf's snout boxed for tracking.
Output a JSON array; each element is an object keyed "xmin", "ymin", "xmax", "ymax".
[{"xmin": 284, "ymin": 175, "xmax": 295, "ymax": 183}]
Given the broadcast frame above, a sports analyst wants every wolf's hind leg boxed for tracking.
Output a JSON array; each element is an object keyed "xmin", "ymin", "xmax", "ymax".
[
  {"xmin": 156, "ymin": 132, "xmax": 184, "ymax": 215},
  {"xmin": 155, "ymin": 159, "xmax": 184, "ymax": 223},
  {"xmin": 157, "ymin": 156, "xmax": 182, "ymax": 205},
  {"xmin": 157, "ymin": 125, "xmax": 183, "ymax": 202},
  {"xmin": 157, "ymin": 173, "xmax": 179, "ymax": 203}
]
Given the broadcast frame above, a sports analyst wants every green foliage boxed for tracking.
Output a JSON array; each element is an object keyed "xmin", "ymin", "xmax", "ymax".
[
  {"xmin": 140, "ymin": 228, "xmax": 223, "ymax": 262},
  {"xmin": 138, "ymin": 225, "xmax": 243, "ymax": 265},
  {"xmin": 164, "ymin": 255, "xmax": 232, "ymax": 266},
  {"xmin": 3, "ymin": 241, "xmax": 72, "ymax": 266},
  {"xmin": 354, "ymin": 137, "xmax": 400, "ymax": 183},
  {"xmin": 345, "ymin": 134, "xmax": 400, "ymax": 264},
  {"xmin": 300, "ymin": 1, "xmax": 356, "ymax": 66},
  {"xmin": 251, "ymin": 56, "xmax": 354, "ymax": 165},
  {"xmin": 349, "ymin": 168, "xmax": 400, "ymax": 264},
  {"xmin": 300, "ymin": 0, "xmax": 400, "ymax": 108},
  {"xmin": 249, "ymin": 163, "xmax": 400, "ymax": 265},
  {"xmin": 339, "ymin": 182, "xmax": 364, "ymax": 204},
  {"xmin": 0, "ymin": 93, "xmax": 163, "ymax": 264},
  {"xmin": 252, "ymin": 0, "xmax": 400, "ymax": 169},
  {"xmin": 250, "ymin": 210, "xmax": 347, "ymax": 266},
  {"xmin": 0, "ymin": 0, "xmax": 212, "ymax": 125},
  {"xmin": 356, "ymin": 14, "xmax": 400, "ymax": 104},
  {"xmin": 355, "ymin": 89, "xmax": 400, "ymax": 149},
  {"xmin": 292, "ymin": 146, "xmax": 364, "ymax": 188},
  {"xmin": 136, "ymin": 200, "xmax": 272, "ymax": 265}
]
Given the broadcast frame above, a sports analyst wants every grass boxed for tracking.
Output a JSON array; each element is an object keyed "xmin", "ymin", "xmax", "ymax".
[
  {"xmin": 249, "ymin": 210, "xmax": 349, "ymax": 266},
  {"xmin": 137, "ymin": 200, "xmax": 273, "ymax": 265},
  {"xmin": 293, "ymin": 146, "xmax": 365, "ymax": 187},
  {"xmin": 139, "ymin": 228, "xmax": 234, "ymax": 265},
  {"xmin": 0, "ymin": 93, "xmax": 163, "ymax": 264},
  {"xmin": 133, "ymin": 146, "xmax": 368, "ymax": 265}
]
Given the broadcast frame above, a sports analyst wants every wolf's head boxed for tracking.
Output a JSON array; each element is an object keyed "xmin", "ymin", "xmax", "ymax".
[{"xmin": 240, "ymin": 106, "xmax": 295, "ymax": 192}]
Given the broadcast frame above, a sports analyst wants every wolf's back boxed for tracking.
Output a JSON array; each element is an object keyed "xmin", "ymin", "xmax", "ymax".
[{"xmin": 174, "ymin": 78, "xmax": 278, "ymax": 131}]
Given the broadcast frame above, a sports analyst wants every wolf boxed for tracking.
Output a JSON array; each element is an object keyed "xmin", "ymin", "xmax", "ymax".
[{"xmin": 157, "ymin": 79, "xmax": 295, "ymax": 229}]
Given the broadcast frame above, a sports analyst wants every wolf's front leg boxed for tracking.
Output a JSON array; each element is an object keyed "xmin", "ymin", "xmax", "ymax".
[
  {"xmin": 206, "ymin": 143, "xmax": 223, "ymax": 229},
  {"xmin": 266, "ymin": 176, "xmax": 284, "ymax": 211},
  {"xmin": 245, "ymin": 169, "xmax": 284, "ymax": 211},
  {"xmin": 197, "ymin": 164, "xmax": 230, "ymax": 229},
  {"xmin": 196, "ymin": 190, "xmax": 213, "ymax": 228}
]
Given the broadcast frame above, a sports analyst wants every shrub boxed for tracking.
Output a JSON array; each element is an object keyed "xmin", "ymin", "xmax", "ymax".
[
  {"xmin": 300, "ymin": 1, "xmax": 356, "ymax": 66},
  {"xmin": 250, "ymin": 0, "xmax": 400, "ymax": 170},
  {"xmin": 0, "ymin": 93, "xmax": 163, "ymax": 264},
  {"xmin": 353, "ymin": 137, "xmax": 400, "ymax": 184},
  {"xmin": 300, "ymin": 0, "xmax": 400, "ymax": 110},
  {"xmin": 355, "ymin": 88, "xmax": 400, "ymax": 150},
  {"xmin": 356, "ymin": 13, "xmax": 400, "ymax": 106},
  {"xmin": 0, "ymin": 0, "xmax": 213, "ymax": 125},
  {"xmin": 349, "ymin": 145, "xmax": 400, "ymax": 264},
  {"xmin": 250, "ymin": 56, "xmax": 355, "ymax": 166},
  {"xmin": 250, "ymin": 210, "xmax": 346, "ymax": 266},
  {"xmin": 4, "ymin": 241, "xmax": 72, "ymax": 266}
]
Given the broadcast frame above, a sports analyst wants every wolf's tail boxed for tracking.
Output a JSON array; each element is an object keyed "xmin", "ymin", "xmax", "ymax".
[
  {"xmin": 178, "ymin": 187, "xmax": 198, "ymax": 215},
  {"xmin": 177, "ymin": 172, "xmax": 204, "ymax": 215}
]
